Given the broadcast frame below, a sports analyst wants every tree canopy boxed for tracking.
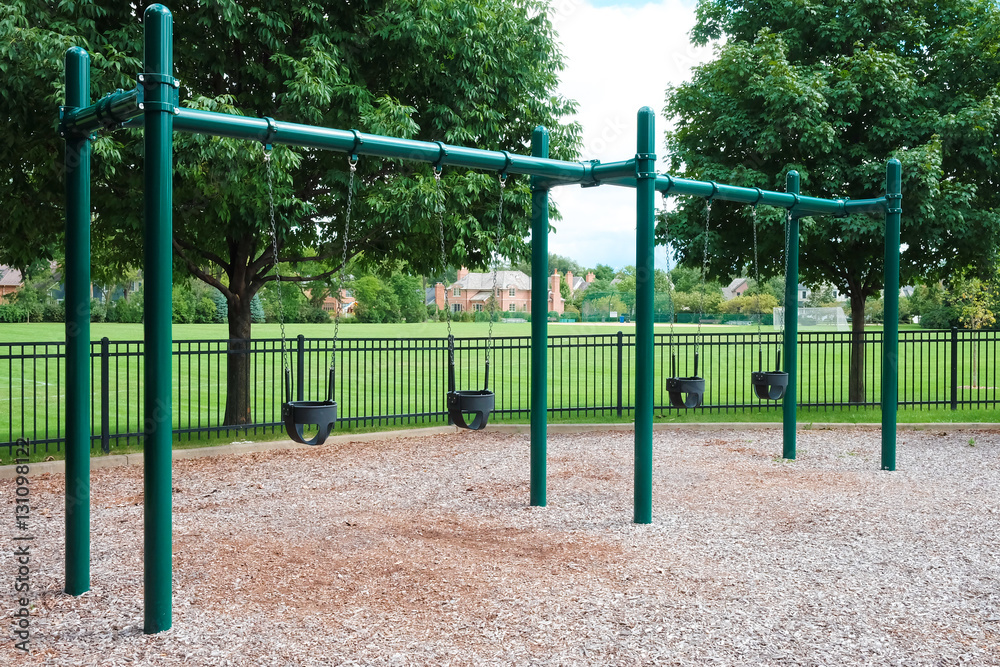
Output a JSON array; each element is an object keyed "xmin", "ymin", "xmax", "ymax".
[
  {"xmin": 4, "ymin": 0, "xmax": 580, "ymax": 279},
  {"xmin": 1, "ymin": 0, "xmax": 580, "ymax": 423},
  {"xmin": 662, "ymin": 0, "xmax": 1000, "ymax": 400}
]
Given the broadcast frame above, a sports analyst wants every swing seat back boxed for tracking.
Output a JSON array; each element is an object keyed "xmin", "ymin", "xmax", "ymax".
[
  {"xmin": 666, "ymin": 376, "xmax": 704, "ymax": 409},
  {"xmin": 751, "ymin": 371, "xmax": 788, "ymax": 401},
  {"xmin": 448, "ymin": 390, "xmax": 494, "ymax": 431},
  {"xmin": 282, "ymin": 400, "xmax": 337, "ymax": 446}
]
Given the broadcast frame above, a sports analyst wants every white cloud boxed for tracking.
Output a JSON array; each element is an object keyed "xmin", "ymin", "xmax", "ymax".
[{"xmin": 544, "ymin": 0, "xmax": 711, "ymax": 271}]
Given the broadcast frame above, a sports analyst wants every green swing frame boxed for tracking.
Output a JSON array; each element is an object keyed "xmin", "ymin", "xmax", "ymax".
[{"xmin": 59, "ymin": 4, "xmax": 902, "ymax": 633}]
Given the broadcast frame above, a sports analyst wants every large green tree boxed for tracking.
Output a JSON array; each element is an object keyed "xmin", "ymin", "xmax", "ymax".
[
  {"xmin": 662, "ymin": 0, "xmax": 1000, "ymax": 402},
  {"xmin": 2, "ymin": 0, "xmax": 580, "ymax": 424}
]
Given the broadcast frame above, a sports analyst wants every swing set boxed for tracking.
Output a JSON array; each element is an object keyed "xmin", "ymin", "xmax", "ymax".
[{"xmin": 58, "ymin": 5, "xmax": 903, "ymax": 634}]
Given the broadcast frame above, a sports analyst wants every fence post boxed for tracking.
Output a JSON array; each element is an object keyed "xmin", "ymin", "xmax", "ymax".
[
  {"xmin": 616, "ymin": 330, "xmax": 624, "ymax": 418},
  {"xmin": 296, "ymin": 334, "xmax": 305, "ymax": 401},
  {"xmin": 101, "ymin": 337, "xmax": 110, "ymax": 454},
  {"xmin": 950, "ymin": 326, "xmax": 959, "ymax": 410}
]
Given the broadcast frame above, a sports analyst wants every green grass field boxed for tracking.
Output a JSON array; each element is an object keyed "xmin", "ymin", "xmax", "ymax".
[{"xmin": 2, "ymin": 322, "xmax": 996, "ymax": 463}]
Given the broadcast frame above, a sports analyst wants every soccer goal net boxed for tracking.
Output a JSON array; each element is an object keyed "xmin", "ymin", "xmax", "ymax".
[{"xmin": 773, "ymin": 307, "xmax": 849, "ymax": 331}]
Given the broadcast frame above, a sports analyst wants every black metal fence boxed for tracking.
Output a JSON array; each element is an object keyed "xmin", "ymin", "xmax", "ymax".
[{"xmin": 2, "ymin": 328, "xmax": 997, "ymax": 455}]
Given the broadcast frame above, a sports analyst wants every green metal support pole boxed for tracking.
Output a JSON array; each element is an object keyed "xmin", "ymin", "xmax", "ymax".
[
  {"xmin": 782, "ymin": 171, "xmax": 800, "ymax": 460},
  {"xmin": 882, "ymin": 159, "xmax": 902, "ymax": 471},
  {"xmin": 142, "ymin": 3, "xmax": 174, "ymax": 635},
  {"xmin": 530, "ymin": 127, "xmax": 549, "ymax": 507},
  {"xmin": 63, "ymin": 46, "xmax": 91, "ymax": 597},
  {"xmin": 634, "ymin": 107, "xmax": 656, "ymax": 524}
]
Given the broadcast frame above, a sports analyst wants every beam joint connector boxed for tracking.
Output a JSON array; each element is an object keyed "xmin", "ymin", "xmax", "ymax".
[
  {"xmin": 262, "ymin": 117, "xmax": 277, "ymax": 152},
  {"xmin": 432, "ymin": 141, "xmax": 448, "ymax": 174},
  {"xmin": 580, "ymin": 159, "xmax": 601, "ymax": 188},
  {"xmin": 635, "ymin": 153, "xmax": 657, "ymax": 179}
]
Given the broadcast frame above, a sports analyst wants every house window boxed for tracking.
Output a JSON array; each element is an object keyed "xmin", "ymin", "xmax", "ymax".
[
  {"xmin": 509, "ymin": 287, "xmax": 516, "ymax": 297},
  {"xmin": 508, "ymin": 304, "xmax": 516, "ymax": 312},
  {"xmin": 453, "ymin": 287, "xmax": 461, "ymax": 297},
  {"xmin": 474, "ymin": 304, "xmax": 483, "ymax": 312},
  {"xmin": 451, "ymin": 304, "xmax": 462, "ymax": 313}
]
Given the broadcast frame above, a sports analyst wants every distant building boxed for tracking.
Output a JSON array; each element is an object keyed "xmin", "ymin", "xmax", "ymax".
[
  {"xmin": 722, "ymin": 277, "xmax": 750, "ymax": 301},
  {"xmin": 435, "ymin": 267, "xmax": 570, "ymax": 315},
  {"xmin": 564, "ymin": 270, "xmax": 595, "ymax": 298},
  {"xmin": 321, "ymin": 288, "xmax": 356, "ymax": 316},
  {"xmin": 0, "ymin": 265, "xmax": 23, "ymax": 301}
]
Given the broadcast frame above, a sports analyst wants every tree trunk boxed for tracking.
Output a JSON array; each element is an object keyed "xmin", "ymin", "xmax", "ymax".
[
  {"xmin": 222, "ymin": 236, "xmax": 257, "ymax": 427},
  {"xmin": 223, "ymin": 291, "xmax": 254, "ymax": 426},
  {"xmin": 848, "ymin": 292, "xmax": 867, "ymax": 404}
]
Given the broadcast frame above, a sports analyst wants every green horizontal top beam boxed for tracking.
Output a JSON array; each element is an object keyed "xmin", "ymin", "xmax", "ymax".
[
  {"xmin": 657, "ymin": 175, "xmax": 849, "ymax": 216},
  {"xmin": 94, "ymin": 94, "xmax": 867, "ymax": 215},
  {"xmin": 172, "ymin": 108, "xmax": 600, "ymax": 185},
  {"xmin": 600, "ymin": 174, "xmax": 888, "ymax": 218},
  {"xmin": 843, "ymin": 198, "xmax": 888, "ymax": 215}
]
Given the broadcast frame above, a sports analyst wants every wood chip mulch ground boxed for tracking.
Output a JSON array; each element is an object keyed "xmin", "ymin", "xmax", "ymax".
[{"xmin": 4, "ymin": 427, "xmax": 999, "ymax": 665}]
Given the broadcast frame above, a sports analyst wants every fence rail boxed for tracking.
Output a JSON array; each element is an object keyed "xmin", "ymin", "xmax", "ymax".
[{"xmin": 2, "ymin": 328, "xmax": 997, "ymax": 454}]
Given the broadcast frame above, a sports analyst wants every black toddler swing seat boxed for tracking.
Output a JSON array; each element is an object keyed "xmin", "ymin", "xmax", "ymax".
[
  {"xmin": 751, "ymin": 370, "xmax": 788, "ymax": 401},
  {"xmin": 749, "ymin": 350, "xmax": 788, "ymax": 401},
  {"xmin": 447, "ymin": 389, "xmax": 494, "ymax": 430},
  {"xmin": 666, "ymin": 351, "xmax": 705, "ymax": 408},
  {"xmin": 666, "ymin": 375, "xmax": 705, "ymax": 409},
  {"xmin": 447, "ymin": 342, "xmax": 494, "ymax": 431},
  {"xmin": 282, "ymin": 368, "xmax": 337, "ymax": 446}
]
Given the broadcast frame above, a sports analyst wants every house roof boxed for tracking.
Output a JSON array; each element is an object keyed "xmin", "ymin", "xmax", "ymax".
[
  {"xmin": 451, "ymin": 270, "xmax": 531, "ymax": 291},
  {"xmin": 468, "ymin": 291, "xmax": 493, "ymax": 302},
  {"xmin": 569, "ymin": 276, "xmax": 591, "ymax": 293},
  {"xmin": 0, "ymin": 265, "xmax": 23, "ymax": 287},
  {"xmin": 722, "ymin": 277, "xmax": 750, "ymax": 301}
]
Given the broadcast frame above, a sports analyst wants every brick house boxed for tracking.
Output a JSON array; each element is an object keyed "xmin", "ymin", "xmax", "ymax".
[
  {"xmin": 435, "ymin": 267, "xmax": 564, "ymax": 315},
  {"xmin": 564, "ymin": 270, "xmax": 595, "ymax": 298},
  {"xmin": 320, "ymin": 288, "xmax": 356, "ymax": 317},
  {"xmin": 722, "ymin": 277, "xmax": 750, "ymax": 301},
  {"xmin": 0, "ymin": 265, "xmax": 22, "ymax": 302}
]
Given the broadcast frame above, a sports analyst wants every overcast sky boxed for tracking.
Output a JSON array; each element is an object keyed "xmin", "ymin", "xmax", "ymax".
[{"xmin": 545, "ymin": 0, "xmax": 712, "ymax": 271}]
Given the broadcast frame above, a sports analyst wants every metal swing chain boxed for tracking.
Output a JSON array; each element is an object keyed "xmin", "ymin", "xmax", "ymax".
[
  {"xmin": 661, "ymin": 193, "xmax": 676, "ymax": 362},
  {"xmin": 663, "ymin": 192, "xmax": 677, "ymax": 376},
  {"xmin": 783, "ymin": 208, "xmax": 791, "ymax": 337},
  {"xmin": 751, "ymin": 204, "xmax": 762, "ymax": 352},
  {"xmin": 699, "ymin": 197, "xmax": 712, "ymax": 351},
  {"xmin": 435, "ymin": 168, "xmax": 452, "ymax": 339},
  {"xmin": 487, "ymin": 174, "xmax": 506, "ymax": 366},
  {"xmin": 265, "ymin": 149, "xmax": 289, "ymax": 383},
  {"xmin": 331, "ymin": 156, "xmax": 356, "ymax": 372}
]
